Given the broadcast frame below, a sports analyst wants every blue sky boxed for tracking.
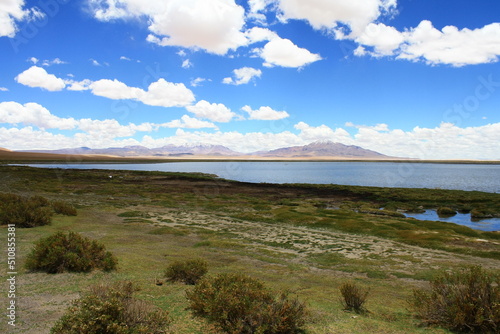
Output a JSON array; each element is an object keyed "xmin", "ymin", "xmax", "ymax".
[{"xmin": 1, "ymin": 0, "xmax": 499, "ymax": 159}]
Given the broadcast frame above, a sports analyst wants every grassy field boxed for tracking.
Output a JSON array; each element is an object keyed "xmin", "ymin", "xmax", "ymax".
[{"xmin": 0, "ymin": 165, "xmax": 499, "ymax": 333}]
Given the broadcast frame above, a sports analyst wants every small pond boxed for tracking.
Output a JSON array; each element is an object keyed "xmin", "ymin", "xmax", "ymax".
[{"xmin": 403, "ymin": 210, "xmax": 500, "ymax": 232}]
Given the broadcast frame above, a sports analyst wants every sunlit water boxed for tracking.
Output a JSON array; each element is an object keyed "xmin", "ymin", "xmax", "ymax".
[
  {"xmin": 25, "ymin": 161, "xmax": 500, "ymax": 193},
  {"xmin": 22, "ymin": 161, "xmax": 500, "ymax": 231},
  {"xmin": 403, "ymin": 210, "xmax": 500, "ymax": 232}
]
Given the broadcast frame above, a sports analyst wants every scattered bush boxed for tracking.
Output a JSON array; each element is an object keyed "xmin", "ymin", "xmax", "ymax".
[
  {"xmin": 25, "ymin": 231, "xmax": 117, "ymax": 273},
  {"xmin": 339, "ymin": 281, "xmax": 369, "ymax": 314},
  {"xmin": 51, "ymin": 281, "xmax": 171, "ymax": 334},
  {"xmin": 0, "ymin": 193, "xmax": 77, "ymax": 227},
  {"xmin": 164, "ymin": 258, "xmax": 208, "ymax": 285},
  {"xmin": 0, "ymin": 193, "xmax": 53, "ymax": 227},
  {"xmin": 409, "ymin": 266, "xmax": 499, "ymax": 333},
  {"xmin": 186, "ymin": 273, "xmax": 307, "ymax": 334},
  {"xmin": 52, "ymin": 200, "xmax": 78, "ymax": 216}
]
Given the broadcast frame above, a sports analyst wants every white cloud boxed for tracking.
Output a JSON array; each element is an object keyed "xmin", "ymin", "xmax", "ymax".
[
  {"xmin": 294, "ymin": 122, "xmax": 352, "ymax": 142},
  {"xmin": 40, "ymin": 58, "xmax": 68, "ymax": 66},
  {"xmin": 0, "ymin": 101, "xmax": 77, "ymax": 129},
  {"xmin": 90, "ymin": 79, "xmax": 143, "ymax": 100},
  {"xmin": 90, "ymin": 78, "xmax": 195, "ymax": 107},
  {"xmin": 354, "ymin": 21, "xmax": 500, "ymax": 66},
  {"xmin": 274, "ymin": 0, "xmax": 396, "ymax": 38},
  {"xmin": 182, "ymin": 59, "xmax": 192, "ymax": 69},
  {"xmin": 242, "ymin": 105, "xmax": 289, "ymax": 120},
  {"xmin": 92, "ymin": 0, "xmax": 248, "ymax": 55},
  {"xmin": 223, "ymin": 67, "xmax": 262, "ymax": 85},
  {"xmin": 355, "ymin": 23, "xmax": 404, "ymax": 56},
  {"xmin": 186, "ymin": 100, "xmax": 236, "ymax": 122},
  {"xmin": 77, "ymin": 118, "xmax": 155, "ymax": 137},
  {"xmin": 161, "ymin": 115, "xmax": 218, "ymax": 129},
  {"xmin": 258, "ymin": 36, "xmax": 322, "ymax": 68},
  {"xmin": 2, "ymin": 102, "xmax": 500, "ymax": 159},
  {"xmin": 90, "ymin": 58, "xmax": 104, "ymax": 66},
  {"xmin": 15, "ymin": 66, "xmax": 66, "ymax": 91},
  {"xmin": 399, "ymin": 21, "xmax": 500, "ymax": 66},
  {"xmin": 0, "ymin": 87, "xmax": 8, "ymax": 92},
  {"xmin": 0, "ymin": 0, "xmax": 45, "ymax": 37},
  {"xmin": 190, "ymin": 77, "xmax": 207, "ymax": 87},
  {"xmin": 246, "ymin": 26, "xmax": 277, "ymax": 44},
  {"xmin": 66, "ymin": 79, "xmax": 92, "ymax": 91}
]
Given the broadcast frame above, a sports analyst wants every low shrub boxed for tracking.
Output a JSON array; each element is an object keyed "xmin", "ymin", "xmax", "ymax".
[
  {"xmin": 52, "ymin": 200, "xmax": 77, "ymax": 216},
  {"xmin": 164, "ymin": 258, "xmax": 208, "ymax": 285},
  {"xmin": 0, "ymin": 193, "xmax": 53, "ymax": 227},
  {"xmin": 25, "ymin": 231, "xmax": 117, "ymax": 273},
  {"xmin": 0, "ymin": 193, "xmax": 77, "ymax": 227},
  {"xmin": 408, "ymin": 266, "xmax": 499, "ymax": 333},
  {"xmin": 186, "ymin": 273, "xmax": 307, "ymax": 334},
  {"xmin": 51, "ymin": 281, "xmax": 171, "ymax": 334},
  {"xmin": 339, "ymin": 281, "xmax": 369, "ymax": 314}
]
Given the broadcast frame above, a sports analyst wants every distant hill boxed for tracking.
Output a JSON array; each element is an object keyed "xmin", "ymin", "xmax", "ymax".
[
  {"xmin": 19, "ymin": 144, "xmax": 243, "ymax": 157},
  {"xmin": 14, "ymin": 141, "xmax": 392, "ymax": 159},
  {"xmin": 255, "ymin": 141, "xmax": 388, "ymax": 158}
]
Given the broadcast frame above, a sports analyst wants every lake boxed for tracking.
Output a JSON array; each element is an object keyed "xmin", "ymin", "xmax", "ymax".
[
  {"xmin": 25, "ymin": 161, "xmax": 500, "ymax": 193},
  {"xmin": 21, "ymin": 161, "xmax": 500, "ymax": 231}
]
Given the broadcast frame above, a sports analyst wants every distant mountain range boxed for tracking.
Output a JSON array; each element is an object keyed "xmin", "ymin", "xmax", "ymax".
[{"xmin": 16, "ymin": 141, "xmax": 392, "ymax": 159}]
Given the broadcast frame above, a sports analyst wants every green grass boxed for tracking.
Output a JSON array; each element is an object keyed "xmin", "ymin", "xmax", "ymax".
[{"xmin": 0, "ymin": 165, "xmax": 499, "ymax": 333}]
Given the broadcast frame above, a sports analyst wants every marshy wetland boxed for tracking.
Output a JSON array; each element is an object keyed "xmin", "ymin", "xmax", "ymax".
[{"xmin": 1, "ymin": 165, "xmax": 499, "ymax": 333}]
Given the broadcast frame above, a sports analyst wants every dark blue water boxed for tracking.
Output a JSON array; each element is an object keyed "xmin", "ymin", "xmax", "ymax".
[{"xmin": 25, "ymin": 161, "xmax": 500, "ymax": 193}]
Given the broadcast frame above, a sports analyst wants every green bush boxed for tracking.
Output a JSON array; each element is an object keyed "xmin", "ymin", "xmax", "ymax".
[
  {"xmin": 164, "ymin": 258, "xmax": 208, "ymax": 285},
  {"xmin": 51, "ymin": 281, "xmax": 171, "ymax": 334},
  {"xmin": 339, "ymin": 281, "xmax": 369, "ymax": 314},
  {"xmin": 0, "ymin": 193, "xmax": 77, "ymax": 227},
  {"xmin": 409, "ymin": 266, "xmax": 499, "ymax": 333},
  {"xmin": 0, "ymin": 193, "xmax": 53, "ymax": 227},
  {"xmin": 186, "ymin": 273, "xmax": 307, "ymax": 334},
  {"xmin": 25, "ymin": 231, "xmax": 117, "ymax": 273},
  {"xmin": 52, "ymin": 200, "xmax": 78, "ymax": 216}
]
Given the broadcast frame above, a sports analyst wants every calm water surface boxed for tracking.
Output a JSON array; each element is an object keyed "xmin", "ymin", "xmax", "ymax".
[
  {"xmin": 26, "ymin": 161, "xmax": 500, "ymax": 193},
  {"xmin": 23, "ymin": 161, "xmax": 500, "ymax": 231}
]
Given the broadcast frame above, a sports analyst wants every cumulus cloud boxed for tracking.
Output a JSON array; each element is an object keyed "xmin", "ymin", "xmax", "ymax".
[
  {"xmin": 398, "ymin": 21, "xmax": 500, "ymax": 66},
  {"xmin": 15, "ymin": 66, "xmax": 66, "ymax": 91},
  {"xmin": 223, "ymin": 67, "xmax": 262, "ymax": 85},
  {"xmin": 2, "ymin": 102, "xmax": 500, "ymax": 159},
  {"xmin": 259, "ymin": 37, "xmax": 321, "ymax": 68},
  {"xmin": 66, "ymin": 79, "xmax": 92, "ymax": 91},
  {"xmin": 274, "ymin": 0, "xmax": 396, "ymax": 38},
  {"xmin": 91, "ymin": 0, "xmax": 248, "ymax": 55},
  {"xmin": 246, "ymin": 27, "xmax": 321, "ymax": 68},
  {"xmin": 0, "ymin": 101, "xmax": 77, "ymax": 130},
  {"xmin": 0, "ymin": 0, "xmax": 45, "ymax": 37},
  {"xmin": 353, "ymin": 21, "xmax": 500, "ymax": 66},
  {"xmin": 294, "ymin": 122, "xmax": 352, "ymax": 142},
  {"xmin": 14, "ymin": 66, "xmax": 196, "ymax": 108},
  {"xmin": 77, "ymin": 118, "xmax": 155, "ymax": 137},
  {"xmin": 186, "ymin": 100, "xmax": 236, "ymax": 122},
  {"xmin": 161, "ymin": 115, "xmax": 218, "ymax": 129},
  {"xmin": 242, "ymin": 105, "xmax": 289, "ymax": 120},
  {"xmin": 90, "ymin": 78, "xmax": 195, "ymax": 107}
]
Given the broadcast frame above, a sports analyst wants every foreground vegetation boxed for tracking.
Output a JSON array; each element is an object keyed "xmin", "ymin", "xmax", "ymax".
[{"xmin": 0, "ymin": 165, "xmax": 499, "ymax": 333}]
